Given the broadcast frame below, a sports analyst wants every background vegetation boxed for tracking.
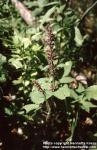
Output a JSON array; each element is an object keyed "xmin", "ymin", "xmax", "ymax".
[{"xmin": 0, "ymin": 0, "xmax": 97, "ymax": 149}]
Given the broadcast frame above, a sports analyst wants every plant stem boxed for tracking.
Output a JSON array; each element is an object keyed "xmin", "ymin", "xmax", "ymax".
[
  {"xmin": 67, "ymin": 111, "xmax": 79, "ymax": 142},
  {"xmin": 45, "ymin": 100, "xmax": 51, "ymax": 121},
  {"xmin": 72, "ymin": 111, "xmax": 79, "ymax": 141},
  {"xmin": 78, "ymin": 1, "xmax": 97, "ymax": 25}
]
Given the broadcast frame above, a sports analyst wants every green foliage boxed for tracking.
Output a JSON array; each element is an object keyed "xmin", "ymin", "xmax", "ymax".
[
  {"xmin": 0, "ymin": 54, "xmax": 7, "ymax": 82},
  {"xmin": 23, "ymin": 104, "xmax": 40, "ymax": 113},
  {"xmin": 8, "ymin": 29, "xmax": 43, "ymax": 96},
  {"xmin": 74, "ymin": 26, "xmax": 84, "ymax": 47},
  {"xmin": 54, "ymin": 84, "xmax": 70, "ymax": 99},
  {"xmin": 85, "ymin": 85, "xmax": 97, "ymax": 100},
  {"xmin": 60, "ymin": 61, "xmax": 72, "ymax": 77}
]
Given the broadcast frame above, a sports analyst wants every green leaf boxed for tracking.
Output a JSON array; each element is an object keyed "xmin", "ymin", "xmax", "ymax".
[
  {"xmin": 94, "ymin": 133, "xmax": 97, "ymax": 137},
  {"xmin": 13, "ymin": 77, "xmax": 23, "ymax": 85},
  {"xmin": 0, "ymin": 54, "xmax": 6, "ymax": 65},
  {"xmin": 74, "ymin": 26, "xmax": 84, "ymax": 47},
  {"xmin": 32, "ymin": 8, "xmax": 43, "ymax": 16},
  {"xmin": 57, "ymin": 63, "xmax": 65, "ymax": 68},
  {"xmin": 54, "ymin": 84, "xmax": 70, "ymax": 100},
  {"xmin": 5, "ymin": 108, "xmax": 13, "ymax": 116},
  {"xmin": 0, "ymin": 54, "xmax": 6, "ymax": 83},
  {"xmin": 85, "ymin": 85, "xmax": 97, "ymax": 100},
  {"xmin": 38, "ymin": 0, "xmax": 48, "ymax": 7},
  {"xmin": 0, "ymin": 73, "xmax": 6, "ymax": 82},
  {"xmin": 21, "ymin": 38, "xmax": 31, "ymax": 49},
  {"xmin": 41, "ymin": 6, "xmax": 56, "ymax": 24},
  {"xmin": 60, "ymin": 77, "xmax": 74, "ymax": 83},
  {"xmin": 76, "ymin": 83, "xmax": 85, "ymax": 93},
  {"xmin": 70, "ymin": 89, "xmax": 79, "ymax": 100},
  {"xmin": 45, "ymin": 90, "xmax": 53, "ymax": 99},
  {"xmin": 30, "ymin": 90, "xmax": 45, "ymax": 104},
  {"xmin": 80, "ymin": 101, "xmax": 96, "ymax": 112},
  {"xmin": 9, "ymin": 58, "xmax": 23, "ymax": 69},
  {"xmin": 24, "ymin": 80, "xmax": 30, "ymax": 86},
  {"xmin": 13, "ymin": 31, "xmax": 22, "ymax": 46},
  {"xmin": 37, "ymin": 78, "xmax": 51, "ymax": 90},
  {"xmin": 44, "ymin": 2, "xmax": 59, "ymax": 7},
  {"xmin": 31, "ymin": 32, "xmax": 41, "ymax": 41},
  {"xmin": 32, "ymin": 44, "xmax": 41, "ymax": 52},
  {"xmin": 63, "ymin": 61, "xmax": 72, "ymax": 76},
  {"xmin": 23, "ymin": 104, "xmax": 39, "ymax": 113},
  {"xmin": 24, "ymin": 1, "xmax": 38, "ymax": 8}
]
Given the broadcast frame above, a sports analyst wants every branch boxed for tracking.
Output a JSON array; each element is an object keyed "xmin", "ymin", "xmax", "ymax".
[
  {"xmin": 11, "ymin": 0, "xmax": 35, "ymax": 26},
  {"xmin": 78, "ymin": 1, "xmax": 97, "ymax": 25}
]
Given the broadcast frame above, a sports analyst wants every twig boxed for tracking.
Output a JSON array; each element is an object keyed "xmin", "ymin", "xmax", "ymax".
[
  {"xmin": 78, "ymin": 1, "xmax": 97, "ymax": 25},
  {"xmin": 11, "ymin": 0, "xmax": 35, "ymax": 26}
]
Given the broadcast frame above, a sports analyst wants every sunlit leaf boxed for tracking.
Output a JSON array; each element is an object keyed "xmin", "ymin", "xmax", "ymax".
[
  {"xmin": 9, "ymin": 58, "xmax": 23, "ymax": 69},
  {"xmin": 37, "ymin": 78, "xmax": 51, "ymax": 90},
  {"xmin": 45, "ymin": 90, "xmax": 53, "ymax": 99},
  {"xmin": 41, "ymin": 6, "xmax": 56, "ymax": 24},
  {"xmin": 0, "ymin": 54, "xmax": 6, "ymax": 64},
  {"xmin": 38, "ymin": 0, "xmax": 48, "ymax": 7},
  {"xmin": 30, "ymin": 90, "xmax": 45, "ymax": 104},
  {"xmin": 44, "ymin": 2, "xmax": 59, "ymax": 7},
  {"xmin": 22, "ymin": 37, "xmax": 31, "ymax": 49},
  {"xmin": 60, "ymin": 77, "xmax": 74, "ymax": 83},
  {"xmin": 74, "ymin": 26, "xmax": 83, "ymax": 47},
  {"xmin": 80, "ymin": 101, "xmax": 96, "ymax": 112},
  {"xmin": 54, "ymin": 84, "xmax": 70, "ymax": 100},
  {"xmin": 5, "ymin": 108, "xmax": 13, "ymax": 116},
  {"xmin": 85, "ymin": 85, "xmax": 97, "ymax": 100},
  {"xmin": 23, "ymin": 104, "xmax": 39, "ymax": 113},
  {"xmin": 76, "ymin": 83, "xmax": 85, "ymax": 93},
  {"xmin": 0, "ymin": 73, "xmax": 6, "ymax": 82},
  {"xmin": 63, "ymin": 61, "xmax": 72, "ymax": 76}
]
